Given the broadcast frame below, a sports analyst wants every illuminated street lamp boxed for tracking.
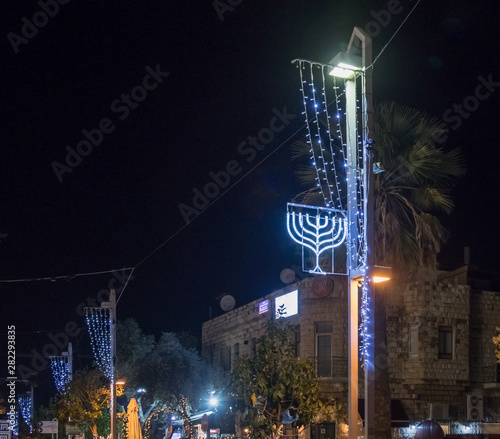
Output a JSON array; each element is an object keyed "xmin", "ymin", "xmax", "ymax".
[
  {"xmin": 329, "ymin": 52, "xmax": 361, "ymax": 79},
  {"xmin": 330, "ymin": 27, "xmax": 391, "ymax": 439}
]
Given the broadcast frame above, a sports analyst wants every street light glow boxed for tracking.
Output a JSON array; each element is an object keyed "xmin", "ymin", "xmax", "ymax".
[
  {"xmin": 373, "ymin": 276, "xmax": 390, "ymax": 283},
  {"xmin": 373, "ymin": 266, "xmax": 392, "ymax": 283},
  {"xmin": 329, "ymin": 66, "xmax": 356, "ymax": 79},
  {"xmin": 328, "ymin": 51, "xmax": 362, "ymax": 79}
]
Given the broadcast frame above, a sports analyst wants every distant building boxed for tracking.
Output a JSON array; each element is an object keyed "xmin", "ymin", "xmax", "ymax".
[{"xmin": 201, "ymin": 265, "xmax": 500, "ymax": 438}]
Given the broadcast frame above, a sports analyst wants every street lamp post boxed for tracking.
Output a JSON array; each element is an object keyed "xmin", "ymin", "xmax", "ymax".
[
  {"xmin": 330, "ymin": 26, "xmax": 390, "ymax": 439},
  {"xmin": 102, "ymin": 289, "xmax": 117, "ymax": 439}
]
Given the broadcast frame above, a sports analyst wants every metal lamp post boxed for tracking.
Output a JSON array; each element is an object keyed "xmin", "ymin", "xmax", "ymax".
[
  {"xmin": 330, "ymin": 26, "xmax": 391, "ymax": 439},
  {"xmin": 102, "ymin": 289, "xmax": 117, "ymax": 439}
]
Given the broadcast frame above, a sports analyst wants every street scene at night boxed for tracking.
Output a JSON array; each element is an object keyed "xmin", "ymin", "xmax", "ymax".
[{"xmin": 1, "ymin": 1, "xmax": 500, "ymax": 439}]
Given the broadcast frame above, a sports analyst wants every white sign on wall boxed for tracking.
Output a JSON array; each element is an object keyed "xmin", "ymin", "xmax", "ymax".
[{"xmin": 38, "ymin": 421, "xmax": 58, "ymax": 434}]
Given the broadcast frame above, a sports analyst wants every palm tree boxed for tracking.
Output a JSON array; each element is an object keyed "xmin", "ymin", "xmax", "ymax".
[
  {"xmin": 291, "ymin": 101, "xmax": 464, "ymax": 439},
  {"xmin": 292, "ymin": 101, "xmax": 464, "ymax": 280}
]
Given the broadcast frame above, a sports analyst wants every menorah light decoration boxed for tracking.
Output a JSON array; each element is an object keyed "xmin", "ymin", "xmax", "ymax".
[{"xmin": 287, "ymin": 202, "xmax": 348, "ymax": 274}]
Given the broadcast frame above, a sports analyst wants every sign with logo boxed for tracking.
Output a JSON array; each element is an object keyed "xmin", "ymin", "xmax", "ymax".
[{"xmin": 259, "ymin": 300, "xmax": 269, "ymax": 314}]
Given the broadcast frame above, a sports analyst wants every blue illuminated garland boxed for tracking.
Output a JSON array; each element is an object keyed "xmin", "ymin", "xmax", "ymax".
[
  {"xmin": 18, "ymin": 393, "xmax": 32, "ymax": 431},
  {"xmin": 359, "ymin": 263, "xmax": 370, "ymax": 366},
  {"xmin": 85, "ymin": 308, "xmax": 112, "ymax": 379},
  {"xmin": 50, "ymin": 356, "xmax": 70, "ymax": 392}
]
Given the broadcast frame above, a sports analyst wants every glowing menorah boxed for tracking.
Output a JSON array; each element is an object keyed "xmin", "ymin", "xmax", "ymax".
[{"xmin": 287, "ymin": 203, "xmax": 348, "ymax": 274}]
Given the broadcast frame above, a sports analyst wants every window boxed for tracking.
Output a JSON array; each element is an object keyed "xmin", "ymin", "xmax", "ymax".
[
  {"xmin": 220, "ymin": 346, "xmax": 231, "ymax": 371},
  {"xmin": 409, "ymin": 325, "xmax": 419, "ymax": 358},
  {"xmin": 294, "ymin": 325, "xmax": 301, "ymax": 356},
  {"xmin": 315, "ymin": 322, "xmax": 333, "ymax": 377},
  {"xmin": 234, "ymin": 342, "xmax": 240, "ymax": 360},
  {"xmin": 438, "ymin": 326, "xmax": 453, "ymax": 359}
]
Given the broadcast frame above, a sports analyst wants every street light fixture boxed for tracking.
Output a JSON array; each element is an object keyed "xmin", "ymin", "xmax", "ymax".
[{"xmin": 328, "ymin": 51, "xmax": 362, "ymax": 79}]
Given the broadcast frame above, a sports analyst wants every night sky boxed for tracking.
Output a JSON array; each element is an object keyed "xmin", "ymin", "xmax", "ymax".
[{"xmin": 1, "ymin": 0, "xmax": 500, "ymax": 404}]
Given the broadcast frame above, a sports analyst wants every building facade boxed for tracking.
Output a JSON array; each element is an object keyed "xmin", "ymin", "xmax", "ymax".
[{"xmin": 201, "ymin": 266, "xmax": 500, "ymax": 438}]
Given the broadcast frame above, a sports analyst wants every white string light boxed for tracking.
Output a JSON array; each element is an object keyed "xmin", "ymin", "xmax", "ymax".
[
  {"xmin": 50, "ymin": 356, "xmax": 70, "ymax": 392},
  {"xmin": 293, "ymin": 59, "xmax": 371, "ymax": 363},
  {"xmin": 85, "ymin": 308, "xmax": 113, "ymax": 379}
]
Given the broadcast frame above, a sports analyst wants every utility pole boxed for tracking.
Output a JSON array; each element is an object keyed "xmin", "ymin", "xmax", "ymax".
[
  {"xmin": 67, "ymin": 342, "xmax": 73, "ymax": 382},
  {"xmin": 102, "ymin": 289, "xmax": 117, "ymax": 439}
]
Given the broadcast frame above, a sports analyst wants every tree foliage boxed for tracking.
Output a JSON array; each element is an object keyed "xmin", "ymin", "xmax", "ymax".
[
  {"xmin": 116, "ymin": 319, "xmax": 212, "ymax": 423},
  {"xmin": 53, "ymin": 369, "xmax": 110, "ymax": 438},
  {"xmin": 231, "ymin": 318, "xmax": 333, "ymax": 439},
  {"xmin": 493, "ymin": 327, "xmax": 500, "ymax": 363}
]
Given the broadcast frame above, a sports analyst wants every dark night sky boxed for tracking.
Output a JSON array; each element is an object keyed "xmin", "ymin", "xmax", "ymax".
[{"xmin": 1, "ymin": 0, "xmax": 500, "ymax": 403}]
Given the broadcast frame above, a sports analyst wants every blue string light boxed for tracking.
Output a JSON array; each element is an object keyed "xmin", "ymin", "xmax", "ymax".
[
  {"xmin": 50, "ymin": 356, "xmax": 70, "ymax": 392},
  {"xmin": 85, "ymin": 308, "xmax": 113, "ymax": 379},
  {"xmin": 18, "ymin": 394, "xmax": 32, "ymax": 432}
]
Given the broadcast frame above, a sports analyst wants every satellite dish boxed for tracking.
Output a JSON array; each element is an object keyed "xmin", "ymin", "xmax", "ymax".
[
  {"xmin": 312, "ymin": 276, "xmax": 333, "ymax": 298},
  {"xmin": 280, "ymin": 268, "xmax": 296, "ymax": 284},
  {"xmin": 220, "ymin": 295, "xmax": 235, "ymax": 312}
]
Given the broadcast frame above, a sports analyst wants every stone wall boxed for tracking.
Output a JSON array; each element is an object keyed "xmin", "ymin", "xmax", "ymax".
[
  {"xmin": 387, "ymin": 280, "xmax": 470, "ymax": 420},
  {"xmin": 202, "ymin": 267, "xmax": 500, "ymax": 425}
]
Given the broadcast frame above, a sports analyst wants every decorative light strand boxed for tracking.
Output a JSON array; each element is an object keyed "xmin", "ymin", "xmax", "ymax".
[
  {"xmin": 320, "ymin": 67, "xmax": 344, "ymax": 210},
  {"xmin": 85, "ymin": 308, "xmax": 112, "ymax": 379},
  {"xmin": 50, "ymin": 356, "xmax": 70, "ymax": 392},
  {"xmin": 298, "ymin": 61, "xmax": 330, "ymax": 206},
  {"xmin": 309, "ymin": 63, "xmax": 335, "ymax": 206},
  {"xmin": 18, "ymin": 394, "xmax": 32, "ymax": 432}
]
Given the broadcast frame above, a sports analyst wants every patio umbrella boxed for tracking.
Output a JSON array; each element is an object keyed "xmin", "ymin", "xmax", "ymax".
[{"xmin": 127, "ymin": 398, "xmax": 143, "ymax": 439}]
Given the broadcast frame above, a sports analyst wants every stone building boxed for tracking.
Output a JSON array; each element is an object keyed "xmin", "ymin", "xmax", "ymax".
[{"xmin": 201, "ymin": 265, "xmax": 500, "ymax": 437}]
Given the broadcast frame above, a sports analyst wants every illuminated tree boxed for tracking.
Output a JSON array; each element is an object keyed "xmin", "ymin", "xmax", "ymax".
[
  {"xmin": 116, "ymin": 319, "xmax": 212, "ymax": 424},
  {"xmin": 54, "ymin": 369, "xmax": 109, "ymax": 438},
  {"xmin": 493, "ymin": 328, "xmax": 500, "ymax": 363}
]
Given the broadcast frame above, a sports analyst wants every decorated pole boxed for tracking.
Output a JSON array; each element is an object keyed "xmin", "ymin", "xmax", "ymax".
[
  {"xmin": 106, "ymin": 289, "xmax": 117, "ymax": 439},
  {"xmin": 345, "ymin": 57, "xmax": 359, "ymax": 439}
]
